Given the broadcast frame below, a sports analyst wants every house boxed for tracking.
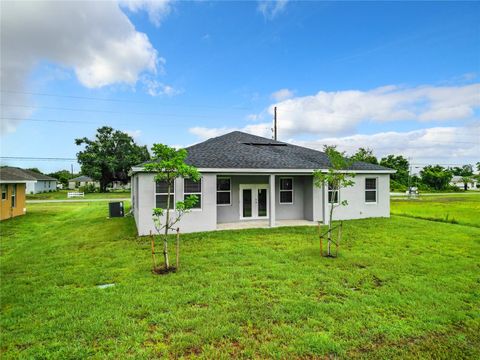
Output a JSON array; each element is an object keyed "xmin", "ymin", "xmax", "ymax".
[
  {"xmin": 20, "ymin": 169, "xmax": 58, "ymax": 194},
  {"xmin": 130, "ymin": 131, "xmax": 395, "ymax": 235},
  {"xmin": 450, "ymin": 175, "xmax": 478, "ymax": 190},
  {"xmin": 68, "ymin": 175, "xmax": 100, "ymax": 190},
  {"xmin": 0, "ymin": 167, "xmax": 35, "ymax": 220}
]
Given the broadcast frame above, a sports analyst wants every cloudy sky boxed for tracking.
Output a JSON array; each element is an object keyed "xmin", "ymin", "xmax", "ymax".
[{"xmin": 1, "ymin": 0, "xmax": 479, "ymax": 173}]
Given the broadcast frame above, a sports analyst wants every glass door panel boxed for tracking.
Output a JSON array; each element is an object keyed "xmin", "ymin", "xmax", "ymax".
[
  {"xmin": 257, "ymin": 188, "xmax": 267, "ymax": 217},
  {"xmin": 242, "ymin": 189, "xmax": 252, "ymax": 218}
]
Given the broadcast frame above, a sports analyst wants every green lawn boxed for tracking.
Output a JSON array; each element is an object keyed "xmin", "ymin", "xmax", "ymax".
[
  {"xmin": 26, "ymin": 190, "xmax": 130, "ymax": 200},
  {"xmin": 391, "ymin": 193, "xmax": 480, "ymax": 227},
  {"xmin": 1, "ymin": 202, "xmax": 479, "ymax": 359}
]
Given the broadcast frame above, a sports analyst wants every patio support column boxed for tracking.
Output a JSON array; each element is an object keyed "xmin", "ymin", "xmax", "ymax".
[{"xmin": 269, "ymin": 174, "xmax": 276, "ymax": 227}]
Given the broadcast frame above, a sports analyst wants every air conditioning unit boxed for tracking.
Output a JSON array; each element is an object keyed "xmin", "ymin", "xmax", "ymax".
[{"xmin": 108, "ymin": 201, "xmax": 124, "ymax": 218}]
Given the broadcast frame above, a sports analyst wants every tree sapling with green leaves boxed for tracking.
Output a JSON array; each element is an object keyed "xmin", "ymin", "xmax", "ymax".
[
  {"xmin": 144, "ymin": 144, "xmax": 200, "ymax": 272},
  {"xmin": 313, "ymin": 146, "xmax": 355, "ymax": 257}
]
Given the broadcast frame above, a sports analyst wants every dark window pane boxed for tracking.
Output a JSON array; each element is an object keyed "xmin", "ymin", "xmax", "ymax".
[
  {"xmin": 184, "ymin": 194, "xmax": 201, "ymax": 208},
  {"xmin": 328, "ymin": 190, "xmax": 338, "ymax": 204},
  {"xmin": 217, "ymin": 178, "xmax": 231, "ymax": 191},
  {"xmin": 156, "ymin": 194, "xmax": 174, "ymax": 209},
  {"xmin": 243, "ymin": 189, "xmax": 252, "ymax": 217},
  {"xmin": 328, "ymin": 182, "xmax": 335, "ymax": 191},
  {"xmin": 258, "ymin": 189, "xmax": 267, "ymax": 216},
  {"xmin": 217, "ymin": 191, "xmax": 230, "ymax": 205},
  {"xmin": 366, "ymin": 178, "xmax": 377, "ymax": 190},
  {"xmin": 184, "ymin": 178, "xmax": 201, "ymax": 193},
  {"xmin": 365, "ymin": 190, "xmax": 376, "ymax": 203},
  {"xmin": 280, "ymin": 178, "xmax": 293, "ymax": 190},
  {"xmin": 280, "ymin": 191, "xmax": 293, "ymax": 203},
  {"xmin": 156, "ymin": 180, "xmax": 174, "ymax": 193}
]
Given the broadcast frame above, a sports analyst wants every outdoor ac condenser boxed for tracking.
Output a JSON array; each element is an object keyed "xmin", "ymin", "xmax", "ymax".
[{"xmin": 108, "ymin": 201, "xmax": 124, "ymax": 218}]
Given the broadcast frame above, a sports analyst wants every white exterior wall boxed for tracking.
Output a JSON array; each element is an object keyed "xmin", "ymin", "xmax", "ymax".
[
  {"xmin": 133, "ymin": 172, "xmax": 217, "ymax": 235},
  {"xmin": 132, "ymin": 171, "xmax": 391, "ymax": 235},
  {"xmin": 26, "ymin": 180, "xmax": 57, "ymax": 194},
  {"xmin": 330, "ymin": 174, "xmax": 390, "ymax": 221}
]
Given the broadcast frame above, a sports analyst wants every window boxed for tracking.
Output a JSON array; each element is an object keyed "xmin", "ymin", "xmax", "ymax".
[
  {"xmin": 1, "ymin": 184, "xmax": 6, "ymax": 200},
  {"xmin": 155, "ymin": 180, "xmax": 175, "ymax": 209},
  {"xmin": 328, "ymin": 182, "xmax": 339, "ymax": 204},
  {"xmin": 184, "ymin": 178, "xmax": 202, "ymax": 209},
  {"xmin": 217, "ymin": 177, "xmax": 231, "ymax": 205},
  {"xmin": 365, "ymin": 178, "xmax": 377, "ymax": 203},
  {"xmin": 279, "ymin": 177, "xmax": 293, "ymax": 204},
  {"xmin": 11, "ymin": 184, "xmax": 16, "ymax": 208}
]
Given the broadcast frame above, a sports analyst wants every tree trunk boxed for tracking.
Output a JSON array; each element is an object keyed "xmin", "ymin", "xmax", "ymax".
[
  {"xmin": 163, "ymin": 182, "xmax": 171, "ymax": 269},
  {"xmin": 176, "ymin": 228, "xmax": 180, "ymax": 270}
]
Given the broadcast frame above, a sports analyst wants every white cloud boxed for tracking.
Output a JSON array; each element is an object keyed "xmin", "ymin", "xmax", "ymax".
[
  {"xmin": 257, "ymin": 0, "xmax": 288, "ymax": 20},
  {"xmin": 271, "ymin": 88, "xmax": 294, "ymax": 101},
  {"xmin": 292, "ymin": 123, "xmax": 480, "ymax": 165},
  {"xmin": 119, "ymin": 0, "xmax": 173, "ymax": 27},
  {"xmin": 1, "ymin": 1, "xmax": 167, "ymax": 134},
  {"xmin": 189, "ymin": 123, "xmax": 272, "ymax": 140},
  {"xmin": 125, "ymin": 129, "xmax": 142, "ymax": 139},
  {"xmin": 264, "ymin": 83, "xmax": 480, "ymax": 137},
  {"xmin": 142, "ymin": 76, "xmax": 181, "ymax": 97}
]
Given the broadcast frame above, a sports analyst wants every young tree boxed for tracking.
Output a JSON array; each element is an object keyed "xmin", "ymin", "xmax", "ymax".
[
  {"xmin": 420, "ymin": 165, "xmax": 453, "ymax": 190},
  {"xmin": 144, "ymin": 144, "xmax": 200, "ymax": 271},
  {"xmin": 75, "ymin": 126, "xmax": 150, "ymax": 192},
  {"xmin": 351, "ymin": 147, "xmax": 378, "ymax": 164},
  {"xmin": 26, "ymin": 168, "xmax": 42, "ymax": 174},
  {"xmin": 313, "ymin": 146, "xmax": 355, "ymax": 257}
]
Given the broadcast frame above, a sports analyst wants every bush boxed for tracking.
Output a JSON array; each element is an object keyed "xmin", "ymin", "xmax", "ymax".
[
  {"xmin": 79, "ymin": 184, "xmax": 97, "ymax": 193},
  {"xmin": 390, "ymin": 180, "xmax": 407, "ymax": 192}
]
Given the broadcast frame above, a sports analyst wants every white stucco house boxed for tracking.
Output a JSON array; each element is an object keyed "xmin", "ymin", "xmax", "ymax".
[
  {"xmin": 130, "ymin": 131, "xmax": 395, "ymax": 235},
  {"xmin": 11, "ymin": 168, "xmax": 58, "ymax": 194},
  {"xmin": 450, "ymin": 175, "xmax": 478, "ymax": 190},
  {"xmin": 68, "ymin": 175, "xmax": 100, "ymax": 190}
]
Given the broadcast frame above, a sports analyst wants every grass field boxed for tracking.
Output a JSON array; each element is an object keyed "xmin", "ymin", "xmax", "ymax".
[
  {"xmin": 391, "ymin": 193, "xmax": 480, "ymax": 227},
  {"xmin": 26, "ymin": 190, "xmax": 130, "ymax": 200},
  {"xmin": 1, "ymin": 200, "xmax": 479, "ymax": 358}
]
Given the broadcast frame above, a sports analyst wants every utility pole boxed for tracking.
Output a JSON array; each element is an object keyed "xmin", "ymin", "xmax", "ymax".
[
  {"xmin": 273, "ymin": 106, "xmax": 277, "ymax": 141},
  {"xmin": 71, "ymin": 163, "xmax": 74, "ymax": 176}
]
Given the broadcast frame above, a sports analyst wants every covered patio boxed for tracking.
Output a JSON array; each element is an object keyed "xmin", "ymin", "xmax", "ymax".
[{"xmin": 216, "ymin": 219, "xmax": 318, "ymax": 231}]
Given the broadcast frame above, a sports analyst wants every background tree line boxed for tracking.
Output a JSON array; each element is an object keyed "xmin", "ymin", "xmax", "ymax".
[{"xmin": 351, "ymin": 148, "xmax": 479, "ymax": 192}]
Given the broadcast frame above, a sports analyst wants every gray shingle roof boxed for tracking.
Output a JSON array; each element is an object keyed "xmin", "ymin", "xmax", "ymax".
[
  {"xmin": 0, "ymin": 167, "xmax": 37, "ymax": 182},
  {"xmin": 139, "ymin": 131, "xmax": 392, "ymax": 172},
  {"xmin": 70, "ymin": 175, "xmax": 94, "ymax": 182},
  {"xmin": 21, "ymin": 169, "xmax": 57, "ymax": 181}
]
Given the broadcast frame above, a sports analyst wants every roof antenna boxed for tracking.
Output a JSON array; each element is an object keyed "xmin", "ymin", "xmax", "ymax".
[{"xmin": 273, "ymin": 106, "xmax": 277, "ymax": 141}]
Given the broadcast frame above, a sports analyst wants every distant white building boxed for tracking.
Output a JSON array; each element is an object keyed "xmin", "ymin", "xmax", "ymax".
[
  {"xmin": 68, "ymin": 175, "xmax": 100, "ymax": 189},
  {"xmin": 13, "ymin": 168, "xmax": 58, "ymax": 194},
  {"xmin": 450, "ymin": 175, "xmax": 478, "ymax": 190}
]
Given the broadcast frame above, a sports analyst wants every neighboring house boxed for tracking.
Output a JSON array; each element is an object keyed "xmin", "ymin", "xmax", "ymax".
[
  {"xmin": 68, "ymin": 175, "xmax": 100, "ymax": 189},
  {"xmin": 130, "ymin": 131, "xmax": 395, "ymax": 235},
  {"xmin": 0, "ymin": 167, "xmax": 35, "ymax": 220},
  {"xmin": 108, "ymin": 181, "xmax": 131, "ymax": 190},
  {"xmin": 21, "ymin": 169, "xmax": 58, "ymax": 194},
  {"xmin": 450, "ymin": 175, "xmax": 478, "ymax": 190}
]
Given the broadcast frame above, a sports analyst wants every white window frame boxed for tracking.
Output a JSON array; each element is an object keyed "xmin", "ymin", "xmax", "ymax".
[
  {"xmin": 279, "ymin": 177, "xmax": 294, "ymax": 204},
  {"xmin": 11, "ymin": 184, "xmax": 16, "ymax": 208},
  {"xmin": 328, "ymin": 182, "xmax": 339, "ymax": 205},
  {"xmin": 1, "ymin": 184, "xmax": 6, "ymax": 201},
  {"xmin": 365, "ymin": 177, "xmax": 378, "ymax": 204},
  {"xmin": 154, "ymin": 179, "xmax": 176, "ymax": 210},
  {"xmin": 216, "ymin": 177, "xmax": 231, "ymax": 206},
  {"xmin": 184, "ymin": 177, "xmax": 202, "ymax": 211}
]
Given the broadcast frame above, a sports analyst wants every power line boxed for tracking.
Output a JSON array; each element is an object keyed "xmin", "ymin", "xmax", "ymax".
[
  {"xmin": 0, "ymin": 90, "xmax": 252, "ymax": 110},
  {"xmin": 0, "ymin": 117, "xmax": 178, "ymax": 126},
  {"xmin": 0, "ymin": 156, "xmax": 76, "ymax": 161}
]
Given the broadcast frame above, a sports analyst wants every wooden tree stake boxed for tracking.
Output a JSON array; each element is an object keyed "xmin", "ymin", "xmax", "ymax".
[
  {"xmin": 150, "ymin": 230, "xmax": 157, "ymax": 271},
  {"xmin": 318, "ymin": 222, "xmax": 323, "ymax": 257},
  {"xmin": 176, "ymin": 227, "xmax": 180, "ymax": 270}
]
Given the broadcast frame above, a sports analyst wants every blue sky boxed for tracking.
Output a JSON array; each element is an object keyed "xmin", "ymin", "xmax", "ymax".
[{"xmin": 1, "ymin": 1, "xmax": 479, "ymax": 173}]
